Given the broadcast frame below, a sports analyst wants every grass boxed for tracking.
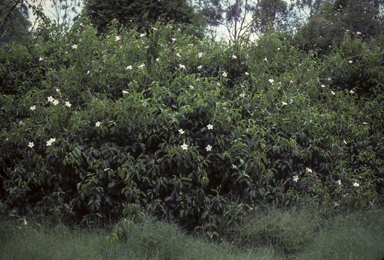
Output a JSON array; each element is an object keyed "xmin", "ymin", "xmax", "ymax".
[{"xmin": 1, "ymin": 204, "xmax": 384, "ymax": 260}]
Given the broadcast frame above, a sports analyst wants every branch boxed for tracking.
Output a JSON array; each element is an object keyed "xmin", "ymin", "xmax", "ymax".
[{"xmin": 238, "ymin": 0, "xmax": 250, "ymax": 38}]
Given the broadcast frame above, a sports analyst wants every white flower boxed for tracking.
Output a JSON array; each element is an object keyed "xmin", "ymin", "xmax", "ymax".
[
  {"xmin": 240, "ymin": 93, "xmax": 245, "ymax": 98},
  {"xmin": 198, "ymin": 52, "xmax": 203, "ymax": 58},
  {"xmin": 207, "ymin": 124, "xmax": 213, "ymax": 130},
  {"xmin": 152, "ymin": 28, "xmax": 157, "ymax": 31},
  {"xmin": 156, "ymin": 58, "xmax": 160, "ymax": 63},
  {"xmin": 138, "ymin": 64, "xmax": 145, "ymax": 69},
  {"xmin": 362, "ymin": 122, "xmax": 368, "ymax": 125},
  {"xmin": 46, "ymin": 138, "xmax": 56, "ymax": 146},
  {"xmin": 28, "ymin": 142, "xmax": 34, "ymax": 148},
  {"xmin": 222, "ymin": 72, "xmax": 227, "ymax": 77},
  {"xmin": 179, "ymin": 64, "xmax": 185, "ymax": 70},
  {"xmin": 290, "ymin": 80, "xmax": 293, "ymax": 83},
  {"xmin": 343, "ymin": 140, "xmax": 347, "ymax": 145},
  {"xmin": 277, "ymin": 48, "xmax": 280, "ymax": 50},
  {"xmin": 197, "ymin": 65, "xmax": 202, "ymax": 70},
  {"xmin": 176, "ymin": 53, "xmax": 181, "ymax": 57},
  {"xmin": 181, "ymin": 143, "xmax": 188, "ymax": 150},
  {"xmin": 206, "ymin": 145, "xmax": 212, "ymax": 151},
  {"xmin": 321, "ymin": 85, "xmax": 325, "ymax": 89},
  {"xmin": 217, "ymin": 83, "xmax": 220, "ymax": 87},
  {"xmin": 350, "ymin": 90, "xmax": 354, "ymax": 94},
  {"xmin": 327, "ymin": 77, "xmax": 331, "ymax": 81},
  {"xmin": 244, "ymin": 72, "xmax": 249, "ymax": 76},
  {"xmin": 122, "ymin": 90, "xmax": 129, "ymax": 95},
  {"xmin": 96, "ymin": 121, "xmax": 101, "ymax": 127},
  {"xmin": 306, "ymin": 168, "xmax": 312, "ymax": 174},
  {"xmin": 336, "ymin": 179, "xmax": 341, "ymax": 185},
  {"xmin": 353, "ymin": 182, "xmax": 359, "ymax": 187},
  {"xmin": 268, "ymin": 79, "xmax": 274, "ymax": 83},
  {"xmin": 188, "ymin": 43, "xmax": 193, "ymax": 47},
  {"xmin": 232, "ymin": 164, "xmax": 237, "ymax": 169},
  {"xmin": 48, "ymin": 96, "xmax": 54, "ymax": 102},
  {"xmin": 348, "ymin": 60, "xmax": 353, "ymax": 64},
  {"xmin": 331, "ymin": 91, "xmax": 335, "ymax": 95},
  {"xmin": 293, "ymin": 175, "xmax": 299, "ymax": 182},
  {"xmin": 290, "ymin": 98, "xmax": 293, "ymax": 104},
  {"xmin": 65, "ymin": 101, "xmax": 71, "ymax": 107},
  {"xmin": 140, "ymin": 33, "xmax": 146, "ymax": 37},
  {"xmin": 179, "ymin": 129, "xmax": 185, "ymax": 134},
  {"xmin": 126, "ymin": 65, "xmax": 132, "ymax": 70},
  {"xmin": 116, "ymin": 36, "xmax": 121, "ymax": 41},
  {"xmin": 263, "ymin": 57, "xmax": 267, "ymax": 62},
  {"xmin": 189, "ymin": 85, "xmax": 194, "ymax": 89},
  {"xmin": 53, "ymin": 99, "xmax": 59, "ymax": 105},
  {"xmin": 72, "ymin": 44, "xmax": 77, "ymax": 49},
  {"xmin": 39, "ymin": 57, "xmax": 43, "ymax": 61},
  {"xmin": 30, "ymin": 105, "xmax": 36, "ymax": 111},
  {"xmin": 232, "ymin": 55, "xmax": 237, "ymax": 59},
  {"xmin": 178, "ymin": 28, "xmax": 181, "ymax": 32},
  {"xmin": 356, "ymin": 31, "xmax": 361, "ymax": 35},
  {"xmin": 282, "ymin": 102, "xmax": 287, "ymax": 106},
  {"xmin": 172, "ymin": 38, "xmax": 176, "ymax": 42}
]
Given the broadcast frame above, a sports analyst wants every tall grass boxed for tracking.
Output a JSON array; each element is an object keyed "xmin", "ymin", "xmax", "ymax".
[{"xmin": 1, "ymin": 205, "xmax": 383, "ymax": 260}]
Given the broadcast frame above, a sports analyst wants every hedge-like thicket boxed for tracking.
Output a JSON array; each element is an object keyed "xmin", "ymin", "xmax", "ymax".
[{"xmin": 1, "ymin": 16, "xmax": 383, "ymax": 241}]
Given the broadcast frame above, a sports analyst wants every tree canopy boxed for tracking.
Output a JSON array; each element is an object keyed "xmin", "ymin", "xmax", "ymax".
[{"xmin": 82, "ymin": 0, "xmax": 206, "ymax": 36}]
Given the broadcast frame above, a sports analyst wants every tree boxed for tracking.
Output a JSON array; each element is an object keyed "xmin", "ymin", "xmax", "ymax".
[
  {"xmin": 82, "ymin": 0, "xmax": 205, "ymax": 36},
  {"xmin": 290, "ymin": 0, "xmax": 326, "ymax": 19},
  {"xmin": 194, "ymin": 0, "xmax": 225, "ymax": 27},
  {"xmin": 189, "ymin": 0, "xmax": 225, "ymax": 38},
  {"xmin": 293, "ymin": 0, "xmax": 384, "ymax": 55},
  {"xmin": 0, "ymin": 0, "xmax": 52, "ymax": 44},
  {"xmin": 223, "ymin": 0, "xmax": 254, "ymax": 41},
  {"xmin": 193, "ymin": 0, "xmax": 294, "ymax": 42},
  {"xmin": 192, "ymin": 0, "xmax": 255, "ymax": 42},
  {"xmin": 251, "ymin": 0, "xmax": 290, "ymax": 34},
  {"xmin": 0, "ymin": 0, "xmax": 32, "ymax": 43}
]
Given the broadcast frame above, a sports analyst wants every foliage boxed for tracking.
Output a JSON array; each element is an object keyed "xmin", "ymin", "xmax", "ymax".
[
  {"xmin": 0, "ymin": 0, "xmax": 32, "ymax": 44},
  {"xmin": 251, "ymin": 0, "xmax": 289, "ymax": 34},
  {"xmin": 292, "ymin": 0, "xmax": 384, "ymax": 56},
  {"xmin": 193, "ymin": 0, "xmax": 225, "ymax": 27},
  {"xmin": 82, "ymin": 0, "xmax": 205, "ymax": 38},
  {"xmin": 0, "ymin": 15, "xmax": 383, "ymax": 249}
]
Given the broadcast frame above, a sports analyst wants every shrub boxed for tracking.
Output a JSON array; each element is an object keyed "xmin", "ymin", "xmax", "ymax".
[{"xmin": 0, "ymin": 15, "xmax": 383, "ymax": 246}]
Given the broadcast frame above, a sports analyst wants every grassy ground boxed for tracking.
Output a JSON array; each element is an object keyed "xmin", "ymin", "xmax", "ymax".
[{"xmin": 1, "ymin": 205, "xmax": 384, "ymax": 260}]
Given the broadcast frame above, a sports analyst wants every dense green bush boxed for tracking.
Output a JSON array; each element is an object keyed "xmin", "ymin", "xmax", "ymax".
[{"xmin": 0, "ymin": 15, "xmax": 383, "ymax": 245}]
